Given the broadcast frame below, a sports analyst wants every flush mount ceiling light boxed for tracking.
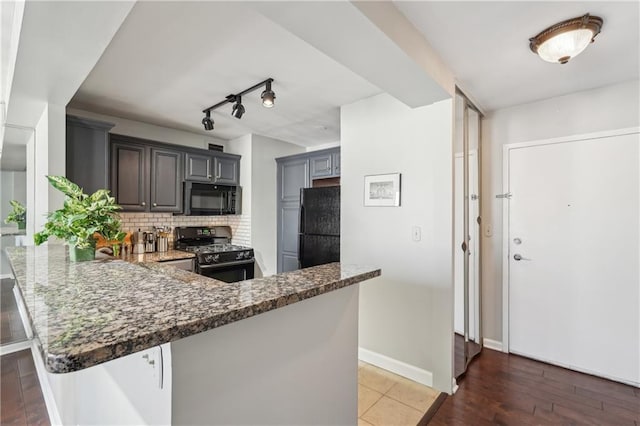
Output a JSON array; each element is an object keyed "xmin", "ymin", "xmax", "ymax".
[
  {"xmin": 201, "ymin": 78, "xmax": 275, "ymax": 131},
  {"xmin": 529, "ymin": 14, "xmax": 603, "ymax": 64},
  {"xmin": 202, "ymin": 110, "xmax": 214, "ymax": 131}
]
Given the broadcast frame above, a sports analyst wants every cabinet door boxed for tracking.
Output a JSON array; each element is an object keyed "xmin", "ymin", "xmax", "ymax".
[
  {"xmin": 310, "ymin": 154, "xmax": 333, "ymax": 178},
  {"xmin": 277, "ymin": 158, "xmax": 309, "ymax": 273},
  {"xmin": 185, "ymin": 153, "xmax": 212, "ymax": 182},
  {"xmin": 66, "ymin": 115, "xmax": 114, "ymax": 194},
  {"xmin": 332, "ymin": 151, "xmax": 341, "ymax": 176},
  {"xmin": 213, "ymin": 157, "xmax": 239, "ymax": 185},
  {"xmin": 111, "ymin": 142, "xmax": 148, "ymax": 211},
  {"xmin": 150, "ymin": 148, "xmax": 183, "ymax": 213}
]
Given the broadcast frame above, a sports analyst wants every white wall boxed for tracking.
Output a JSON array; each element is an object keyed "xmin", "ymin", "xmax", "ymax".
[
  {"xmin": 66, "ymin": 108, "xmax": 227, "ymax": 150},
  {"xmin": 0, "ymin": 170, "xmax": 26, "ymax": 222},
  {"xmin": 481, "ymin": 80, "xmax": 640, "ymax": 343},
  {"xmin": 341, "ymin": 93, "xmax": 453, "ymax": 392},
  {"xmin": 251, "ymin": 134, "xmax": 304, "ymax": 277},
  {"xmin": 29, "ymin": 103, "xmax": 65, "ymax": 241},
  {"xmin": 226, "ymin": 133, "xmax": 304, "ymax": 277}
]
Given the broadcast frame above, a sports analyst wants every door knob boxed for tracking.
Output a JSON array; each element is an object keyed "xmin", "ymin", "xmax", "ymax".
[{"xmin": 513, "ymin": 254, "xmax": 531, "ymax": 261}]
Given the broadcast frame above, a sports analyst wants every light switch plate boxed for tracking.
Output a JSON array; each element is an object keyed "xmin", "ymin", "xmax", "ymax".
[{"xmin": 412, "ymin": 226, "xmax": 421, "ymax": 242}]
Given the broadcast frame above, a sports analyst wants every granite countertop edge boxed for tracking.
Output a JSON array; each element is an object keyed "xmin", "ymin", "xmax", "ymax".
[
  {"xmin": 6, "ymin": 246, "xmax": 380, "ymax": 374},
  {"xmin": 43, "ymin": 268, "xmax": 381, "ymax": 374}
]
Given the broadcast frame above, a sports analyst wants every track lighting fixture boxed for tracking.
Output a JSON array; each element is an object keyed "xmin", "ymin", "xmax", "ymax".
[
  {"xmin": 231, "ymin": 96, "xmax": 245, "ymax": 119},
  {"xmin": 202, "ymin": 110, "xmax": 214, "ymax": 131},
  {"xmin": 261, "ymin": 80, "xmax": 275, "ymax": 108},
  {"xmin": 200, "ymin": 78, "xmax": 275, "ymax": 131}
]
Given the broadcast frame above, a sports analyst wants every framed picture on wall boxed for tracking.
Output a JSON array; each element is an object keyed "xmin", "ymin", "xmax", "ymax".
[{"xmin": 364, "ymin": 173, "xmax": 401, "ymax": 207}]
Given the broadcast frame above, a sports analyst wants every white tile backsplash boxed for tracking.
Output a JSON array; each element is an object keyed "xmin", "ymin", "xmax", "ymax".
[{"xmin": 119, "ymin": 213, "xmax": 251, "ymax": 247}]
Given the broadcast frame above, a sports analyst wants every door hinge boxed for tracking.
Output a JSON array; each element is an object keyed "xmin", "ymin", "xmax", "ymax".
[{"xmin": 496, "ymin": 192, "xmax": 512, "ymax": 199}]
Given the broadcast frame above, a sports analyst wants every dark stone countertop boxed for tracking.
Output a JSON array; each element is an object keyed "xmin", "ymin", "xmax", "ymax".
[{"xmin": 5, "ymin": 245, "xmax": 380, "ymax": 374}]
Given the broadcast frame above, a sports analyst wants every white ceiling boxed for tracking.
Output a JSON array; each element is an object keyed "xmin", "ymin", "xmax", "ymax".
[
  {"xmin": 69, "ymin": 2, "xmax": 383, "ymax": 147},
  {"xmin": 394, "ymin": 1, "xmax": 640, "ymax": 112}
]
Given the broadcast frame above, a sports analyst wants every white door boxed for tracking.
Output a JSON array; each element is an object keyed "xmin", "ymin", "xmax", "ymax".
[{"xmin": 507, "ymin": 130, "xmax": 640, "ymax": 386}]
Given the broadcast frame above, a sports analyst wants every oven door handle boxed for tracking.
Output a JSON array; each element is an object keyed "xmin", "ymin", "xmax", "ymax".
[{"xmin": 198, "ymin": 259, "xmax": 255, "ymax": 269}]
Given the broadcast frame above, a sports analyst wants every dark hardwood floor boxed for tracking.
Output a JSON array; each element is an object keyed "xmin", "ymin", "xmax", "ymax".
[
  {"xmin": 1, "ymin": 349, "xmax": 50, "ymax": 425},
  {"xmin": 1, "ymin": 279, "xmax": 27, "ymax": 345},
  {"xmin": 430, "ymin": 348, "xmax": 640, "ymax": 425},
  {"xmin": 454, "ymin": 333, "xmax": 481, "ymax": 379}
]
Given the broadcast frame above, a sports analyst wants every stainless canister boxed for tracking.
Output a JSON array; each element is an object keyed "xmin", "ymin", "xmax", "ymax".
[{"xmin": 157, "ymin": 236, "xmax": 168, "ymax": 252}]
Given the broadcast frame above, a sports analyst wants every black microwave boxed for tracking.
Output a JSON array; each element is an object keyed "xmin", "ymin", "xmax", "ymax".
[{"xmin": 183, "ymin": 182, "xmax": 242, "ymax": 216}]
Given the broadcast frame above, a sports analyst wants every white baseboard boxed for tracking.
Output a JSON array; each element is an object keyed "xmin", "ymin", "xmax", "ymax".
[
  {"xmin": 30, "ymin": 340, "xmax": 62, "ymax": 426},
  {"xmin": 483, "ymin": 338, "xmax": 503, "ymax": 352},
  {"xmin": 358, "ymin": 347, "xmax": 433, "ymax": 387},
  {"xmin": 0, "ymin": 339, "xmax": 31, "ymax": 355}
]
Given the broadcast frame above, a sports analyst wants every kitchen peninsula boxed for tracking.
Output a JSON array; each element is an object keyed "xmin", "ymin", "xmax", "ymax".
[{"xmin": 6, "ymin": 245, "xmax": 380, "ymax": 425}]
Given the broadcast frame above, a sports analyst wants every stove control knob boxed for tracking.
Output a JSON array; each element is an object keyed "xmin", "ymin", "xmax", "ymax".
[
  {"xmin": 236, "ymin": 252, "xmax": 244, "ymax": 260},
  {"xmin": 244, "ymin": 251, "xmax": 252, "ymax": 259}
]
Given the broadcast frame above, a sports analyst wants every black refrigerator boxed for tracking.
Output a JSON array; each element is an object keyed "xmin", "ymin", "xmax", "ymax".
[{"xmin": 298, "ymin": 186, "xmax": 340, "ymax": 268}]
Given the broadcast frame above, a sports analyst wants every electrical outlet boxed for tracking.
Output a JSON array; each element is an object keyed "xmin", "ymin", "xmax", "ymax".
[
  {"xmin": 484, "ymin": 224, "xmax": 492, "ymax": 237},
  {"xmin": 412, "ymin": 226, "xmax": 421, "ymax": 242}
]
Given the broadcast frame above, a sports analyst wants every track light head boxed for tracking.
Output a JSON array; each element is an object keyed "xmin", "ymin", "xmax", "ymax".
[
  {"xmin": 231, "ymin": 96, "xmax": 245, "ymax": 119},
  {"xmin": 202, "ymin": 110, "xmax": 214, "ymax": 131},
  {"xmin": 261, "ymin": 80, "xmax": 275, "ymax": 108}
]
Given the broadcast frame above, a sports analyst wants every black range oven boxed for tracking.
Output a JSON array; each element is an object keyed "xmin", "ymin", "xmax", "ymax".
[{"xmin": 174, "ymin": 226, "xmax": 254, "ymax": 283}]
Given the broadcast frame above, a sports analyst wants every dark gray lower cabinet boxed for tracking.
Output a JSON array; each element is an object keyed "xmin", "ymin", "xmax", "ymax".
[
  {"xmin": 276, "ymin": 157, "xmax": 309, "ymax": 273},
  {"xmin": 111, "ymin": 141, "xmax": 148, "ymax": 211},
  {"xmin": 150, "ymin": 148, "xmax": 183, "ymax": 213},
  {"xmin": 66, "ymin": 115, "xmax": 114, "ymax": 194}
]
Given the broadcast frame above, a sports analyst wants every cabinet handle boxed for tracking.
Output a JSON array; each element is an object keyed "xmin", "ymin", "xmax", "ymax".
[
  {"xmin": 153, "ymin": 203, "xmax": 157, "ymax": 207},
  {"xmin": 216, "ymin": 164, "xmax": 221, "ymax": 179},
  {"xmin": 141, "ymin": 202, "xmax": 146, "ymax": 206},
  {"xmin": 207, "ymin": 174, "xmax": 212, "ymax": 179}
]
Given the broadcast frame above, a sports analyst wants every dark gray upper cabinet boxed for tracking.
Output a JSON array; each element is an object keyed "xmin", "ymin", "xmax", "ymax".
[
  {"xmin": 66, "ymin": 115, "xmax": 115, "ymax": 195},
  {"xmin": 110, "ymin": 140, "xmax": 148, "ymax": 211},
  {"xmin": 310, "ymin": 149, "xmax": 340, "ymax": 179},
  {"xmin": 185, "ymin": 152, "xmax": 240, "ymax": 185},
  {"xmin": 214, "ymin": 156, "xmax": 239, "ymax": 185},
  {"xmin": 332, "ymin": 151, "xmax": 341, "ymax": 176},
  {"xmin": 185, "ymin": 153, "xmax": 212, "ymax": 182},
  {"xmin": 150, "ymin": 148, "xmax": 183, "ymax": 213},
  {"xmin": 310, "ymin": 154, "xmax": 333, "ymax": 178},
  {"xmin": 111, "ymin": 135, "xmax": 184, "ymax": 213}
]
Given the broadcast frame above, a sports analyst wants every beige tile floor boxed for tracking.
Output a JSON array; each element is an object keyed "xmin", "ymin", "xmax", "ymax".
[{"xmin": 358, "ymin": 361, "xmax": 440, "ymax": 426}]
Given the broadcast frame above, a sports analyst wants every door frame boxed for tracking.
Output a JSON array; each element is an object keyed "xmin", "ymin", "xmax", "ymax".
[{"xmin": 501, "ymin": 126, "xmax": 640, "ymax": 353}]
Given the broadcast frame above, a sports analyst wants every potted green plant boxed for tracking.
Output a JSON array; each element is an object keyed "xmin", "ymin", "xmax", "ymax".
[
  {"xmin": 4, "ymin": 200, "xmax": 26, "ymax": 230},
  {"xmin": 34, "ymin": 176, "xmax": 124, "ymax": 262},
  {"xmin": 100, "ymin": 218, "xmax": 127, "ymax": 257}
]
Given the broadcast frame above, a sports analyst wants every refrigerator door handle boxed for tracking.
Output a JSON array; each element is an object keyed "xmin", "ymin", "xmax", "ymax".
[{"xmin": 299, "ymin": 204, "xmax": 305, "ymax": 234}]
